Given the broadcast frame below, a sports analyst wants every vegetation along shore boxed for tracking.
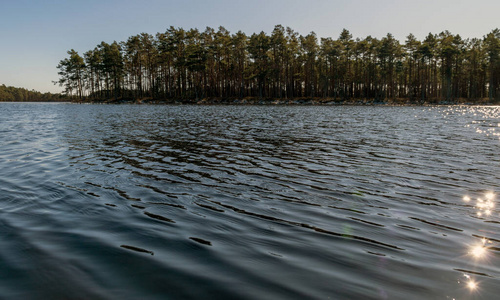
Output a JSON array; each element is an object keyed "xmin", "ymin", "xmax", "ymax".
[
  {"xmin": 8, "ymin": 26, "xmax": 500, "ymax": 105},
  {"xmin": 0, "ymin": 85, "xmax": 66, "ymax": 102}
]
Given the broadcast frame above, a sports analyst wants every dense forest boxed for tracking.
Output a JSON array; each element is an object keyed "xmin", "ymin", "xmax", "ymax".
[
  {"xmin": 56, "ymin": 26, "xmax": 500, "ymax": 104},
  {"xmin": 0, "ymin": 84, "xmax": 65, "ymax": 102}
]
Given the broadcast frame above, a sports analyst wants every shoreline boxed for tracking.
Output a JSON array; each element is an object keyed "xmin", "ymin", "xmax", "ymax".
[
  {"xmin": 71, "ymin": 97, "xmax": 500, "ymax": 106},
  {"xmin": 2, "ymin": 98, "xmax": 499, "ymax": 106}
]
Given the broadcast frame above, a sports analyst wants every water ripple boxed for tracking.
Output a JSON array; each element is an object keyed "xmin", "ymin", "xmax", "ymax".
[{"xmin": 1, "ymin": 103, "xmax": 500, "ymax": 299}]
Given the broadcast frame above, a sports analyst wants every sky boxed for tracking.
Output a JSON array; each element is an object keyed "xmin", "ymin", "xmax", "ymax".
[{"xmin": 0, "ymin": 0, "xmax": 498, "ymax": 93}]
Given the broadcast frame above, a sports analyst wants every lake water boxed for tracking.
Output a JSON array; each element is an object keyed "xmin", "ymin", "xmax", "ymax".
[{"xmin": 0, "ymin": 103, "xmax": 499, "ymax": 299}]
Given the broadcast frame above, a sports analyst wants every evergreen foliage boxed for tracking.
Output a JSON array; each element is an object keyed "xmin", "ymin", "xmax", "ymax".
[
  {"xmin": 56, "ymin": 26, "xmax": 500, "ymax": 103},
  {"xmin": 0, "ymin": 84, "xmax": 64, "ymax": 102}
]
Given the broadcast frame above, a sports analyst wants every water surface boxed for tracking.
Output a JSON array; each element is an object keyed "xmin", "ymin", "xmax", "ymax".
[{"xmin": 1, "ymin": 103, "xmax": 499, "ymax": 299}]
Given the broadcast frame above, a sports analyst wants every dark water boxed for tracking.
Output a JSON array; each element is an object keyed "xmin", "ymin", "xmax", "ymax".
[{"xmin": 1, "ymin": 103, "xmax": 499, "ymax": 299}]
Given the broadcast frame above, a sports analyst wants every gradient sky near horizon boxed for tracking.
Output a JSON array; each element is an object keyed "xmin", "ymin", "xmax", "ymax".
[{"xmin": 1, "ymin": 0, "xmax": 498, "ymax": 93}]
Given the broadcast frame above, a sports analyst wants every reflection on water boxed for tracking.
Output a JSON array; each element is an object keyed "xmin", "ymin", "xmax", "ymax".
[
  {"xmin": 0, "ymin": 103, "xmax": 499, "ymax": 299},
  {"xmin": 460, "ymin": 191, "xmax": 498, "ymax": 295},
  {"xmin": 467, "ymin": 279, "xmax": 477, "ymax": 291},
  {"xmin": 463, "ymin": 274, "xmax": 478, "ymax": 291},
  {"xmin": 470, "ymin": 242, "xmax": 487, "ymax": 259}
]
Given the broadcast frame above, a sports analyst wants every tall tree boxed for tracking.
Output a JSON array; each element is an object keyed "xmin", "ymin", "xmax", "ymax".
[
  {"xmin": 485, "ymin": 29, "xmax": 500, "ymax": 100},
  {"xmin": 57, "ymin": 25, "xmax": 500, "ymax": 104},
  {"xmin": 248, "ymin": 31, "xmax": 271, "ymax": 99},
  {"xmin": 56, "ymin": 49, "xmax": 85, "ymax": 99},
  {"xmin": 300, "ymin": 32, "xmax": 318, "ymax": 97}
]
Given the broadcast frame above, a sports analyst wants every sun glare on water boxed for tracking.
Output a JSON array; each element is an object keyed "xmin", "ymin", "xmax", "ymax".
[
  {"xmin": 467, "ymin": 280, "xmax": 477, "ymax": 291},
  {"xmin": 458, "ymin": 191, "xmax": 498, "ymax": 295},
  {"xmin": 469, "ymin": 233, "xmax": 490, "ymax": 260},
  {"xmin": 485, "ymin": 192, "xmax": 494, "ymax": 201},
  {"xmin": 464, "ymin": 191, "xmax": 496, "ymax": 218},
  {"xmin": 470, "ymin": 244, "xmax": 486, "ymax": 259}
]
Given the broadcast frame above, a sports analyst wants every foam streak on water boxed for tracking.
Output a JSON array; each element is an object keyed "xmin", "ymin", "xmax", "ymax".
[{"xmin": 0, "ymin": 103, "xmax": 499, "ymax": 299}]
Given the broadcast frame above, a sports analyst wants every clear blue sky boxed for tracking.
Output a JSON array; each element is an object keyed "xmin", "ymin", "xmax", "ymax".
[{"xmin": 1, "ymin": 0, "xmax": 498, "ymax": 93}]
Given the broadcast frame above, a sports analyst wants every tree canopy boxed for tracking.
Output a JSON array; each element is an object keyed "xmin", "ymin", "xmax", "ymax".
[
  {"xmin": 0, "ymin": 84, "xmax": 64, "ymax": 102},
  {"xmin": 56, "ymin": 26, "xmax": 500, "ymax": 103}
]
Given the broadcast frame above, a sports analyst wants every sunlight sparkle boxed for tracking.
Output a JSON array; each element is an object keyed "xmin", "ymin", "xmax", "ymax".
[
  {"xmin": 467, "ymin": 280, "xmax": 477, "ymax": 290},
  {"xmin": 470, "ymin": 245, "xmax": 486, "ymax": 258}
]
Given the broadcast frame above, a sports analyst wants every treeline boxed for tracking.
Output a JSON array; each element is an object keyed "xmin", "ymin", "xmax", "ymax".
[
  {"xmin": 56, "ymin": 26, "xmax": 500, "ymax": 103},
  {"xmin": 0, "ymin": 84, "xmax": 65, "ymax": 102}
]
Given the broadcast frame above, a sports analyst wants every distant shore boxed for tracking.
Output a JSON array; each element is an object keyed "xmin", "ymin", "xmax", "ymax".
[
  {"xmin": 71, "ymin": 97, "xmax": 500, "ymax": 106},
  {"xmin": 2, "ymin": 97, "xmax": 499, "ymax": 105}
]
